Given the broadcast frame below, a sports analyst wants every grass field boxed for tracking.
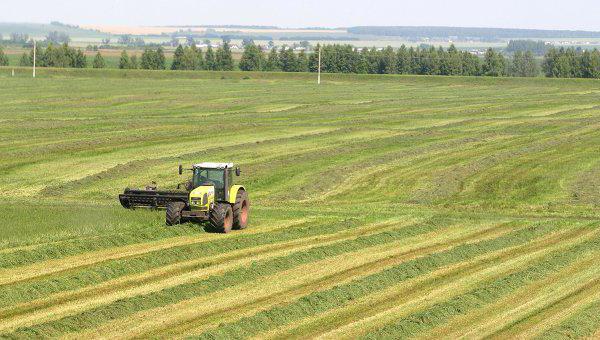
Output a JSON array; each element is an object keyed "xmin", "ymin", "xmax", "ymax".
[{"xmin": 1, "ymin": 68, "xmax": 600, "ymax": 338}]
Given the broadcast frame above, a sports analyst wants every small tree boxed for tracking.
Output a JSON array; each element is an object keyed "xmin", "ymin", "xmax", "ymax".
[
  {"xmin": 194, "ymin": 46, "xmax": 204, "ymax": 70},
  {"xmin": 171, "ymin": 44, "xmax": 184, "ymax": 70},
  {"xmin": 141, "ymin": 48, "xmax": 155, "ymax": 69},
  {"xmin": 180, "ymin": 46, "xmax": 200, "ymax": 70},
  {"xmin": 0, "ymin": 46, "xmax": 8, "ymax": 66},
  {"xmin": 511, "ymin": 51, "xmax": 538, "ymax": 77},
  {"xmin": 119, "ymin": 50, "xmax": 130, "ymax": 69},
  {"xmin": 445, "ymin": 45, "xmax": 463, "ymax": 75},
  {"xmin": 296, "ymin": 50, "xmax": 308, "ymax": 72},
  {"xmin": 380, "ymin": 46, "xmax": 397, "ymax": 74},
  {"xmin": 461, "ymin": 51, "xmax": 481, "ymax": 76},
  {"xmin": 216, "ymin": 41, "xmax": 234, "ymax": 71},
  {"xmin": 93, "ymin": 51, "xmax": 106, "ymax": 68},
  {"xmin": 72, "ymin": 49, "xmax": 87, "ymax": 68},
  {"xmin": 483, "ymin": 48, "xmax": 506, "ymax": 76},
  {"xmin": 264, "ymin": 48, "xmax": 280, "ymax": 71},
  {"xmin": 580, "ymin": 49, "xmax": 600, "ymax": 78},
  {"xmin": 130, "ymin": 55, "xmax": 139, "ymax": 69},
  {"xmin": 205, "ymin": 46, "xmax": 217, "ymax": 70},
  {"xmin": 19, "ymin": 52, "xmax": 31, "ymax": 66},
  {"xmin": 279, "ymin": 47, "xmax": 297, "ymax": 72},
  {"xmin": 156, "ymin": 47, "xmax": 166, "ymax": 70},
  {"xmin": 239, "ymin": 43, "xmax": 263, "ymax": 71},
  {"xmin": 396, "ymin": 45, "xmax": 410, "ymax": 74}
]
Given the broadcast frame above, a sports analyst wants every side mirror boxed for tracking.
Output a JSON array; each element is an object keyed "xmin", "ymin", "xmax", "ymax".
[
  {"xmin": 235, "ymin": 167, "xmax": 241, "ymax": 176},
  {"xmin": 178, "ymin": 164, "xmax": 183, "ymax": 175}
]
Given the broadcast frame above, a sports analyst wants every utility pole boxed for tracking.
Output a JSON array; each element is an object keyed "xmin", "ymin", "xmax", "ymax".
[
  {"xmin": 33, "ymin": 40, "xmax": 36, "ymax": 78},
  {"xmin": 317, "ymin": 46, "xmax": 321, "ymax": 85}
]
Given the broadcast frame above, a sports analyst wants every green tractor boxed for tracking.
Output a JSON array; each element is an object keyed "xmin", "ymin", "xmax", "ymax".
[{"xmin": 119, "ymin": 163, "xmax": 249, "ymax": 233}]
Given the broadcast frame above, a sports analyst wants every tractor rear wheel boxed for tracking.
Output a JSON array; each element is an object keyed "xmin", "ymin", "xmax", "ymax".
[
  {"xmin": 233, "ymin": 190, "xmax": 249, "ymax": 230},
  {"xmin": 210, "ymin": 203, "xmax": 233, "ymax": 233},
  {"xmin": 166, "ymin": 202, "xmax": 186, "ymax": 226}
]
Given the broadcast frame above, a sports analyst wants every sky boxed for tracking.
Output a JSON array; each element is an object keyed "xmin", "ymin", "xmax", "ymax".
[{"xmin": 1, "ymin": 0, "xmax": 599, "ymax": 31}]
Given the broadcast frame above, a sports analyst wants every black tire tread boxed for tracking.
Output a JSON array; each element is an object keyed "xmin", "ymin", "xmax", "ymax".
[
  {"xmin": 232, "ymin": 190, "xmax": 249, "ymax": 230},
  {"xmin": 166, "ymin": 202, "xmax": 185, "ymax": 226},
  {"xmin": 210, "ymin": 203, "xmax": 232, "ymax": 233}
]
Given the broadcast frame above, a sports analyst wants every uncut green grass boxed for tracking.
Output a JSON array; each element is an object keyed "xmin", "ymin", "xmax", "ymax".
[{"xmin": 1, "ymin": 69, "xmax": 600, "ymax": 338}]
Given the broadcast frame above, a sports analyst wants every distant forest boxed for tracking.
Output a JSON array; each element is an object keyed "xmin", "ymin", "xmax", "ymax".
[{"xmin": 348, "ymin": 26, "xmax": 600, "ymax": 39}]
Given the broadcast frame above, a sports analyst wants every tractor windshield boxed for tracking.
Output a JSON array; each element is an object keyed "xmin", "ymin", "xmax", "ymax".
[{"xmin": 193, "ymin": 168, "xmax": 225, "ymax": 189}]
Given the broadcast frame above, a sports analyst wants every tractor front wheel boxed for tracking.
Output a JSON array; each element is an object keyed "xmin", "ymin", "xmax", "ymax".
[
  {"xmin": 166, "ymin": 202, "xmax": 186, "ymax": 226},
  {"xmin": 210, "ymin": 203, "xmax": 233, "ymax": 233}
]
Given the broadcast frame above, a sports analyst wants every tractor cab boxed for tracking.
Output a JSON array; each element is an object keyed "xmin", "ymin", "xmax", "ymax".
[{"xmin": 183, "ymin": 162, "xmax": 240, "ymax": 202}]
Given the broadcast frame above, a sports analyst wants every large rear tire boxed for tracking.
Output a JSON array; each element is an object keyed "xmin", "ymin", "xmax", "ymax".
[
  {"xmin": 210, "ymin": 203, "xmax": 233, "ymax": 233},
  {"xmin": 166, "ymin": 202, "xmax": 186, "ymax": 226},
  {"xmin": 233, "ymin": 190, "xmax": 250, "ymax": 230}
]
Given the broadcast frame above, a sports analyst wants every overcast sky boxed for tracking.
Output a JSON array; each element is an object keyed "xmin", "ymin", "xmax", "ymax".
[{"xmin": 2, "ymin": 0, "xmax": 598, "ymax": 31}]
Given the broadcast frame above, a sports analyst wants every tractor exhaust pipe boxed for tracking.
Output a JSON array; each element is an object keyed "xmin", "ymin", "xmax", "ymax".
[{"xmin": 224, "ymin": 165, "xmax": 229, "ymax": 202}]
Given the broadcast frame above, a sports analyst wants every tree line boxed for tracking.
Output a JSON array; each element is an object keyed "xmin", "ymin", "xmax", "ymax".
[
  {"xmin": 17, "ymin": 43, "xmax": 86, "ymax": 68},
  {"xmin": 542, "ymin": 47, "xmax": 600, "ymax": 78},
  {"xmin": 5, "ymin": 41, "xmax": 600, "ymax": 80},
  {"xmin": 237, "ymin": 43, "xmax": 540, "ymax": 77},
  {"xmin": 506, "ymin": 40, "xmax": 549, "ymax": 56}
]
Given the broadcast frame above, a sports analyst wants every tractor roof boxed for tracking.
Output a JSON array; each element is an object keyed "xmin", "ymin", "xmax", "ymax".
[{"xmin": 193, "ymin": 162, "xmax": 234, "ymax": 169}]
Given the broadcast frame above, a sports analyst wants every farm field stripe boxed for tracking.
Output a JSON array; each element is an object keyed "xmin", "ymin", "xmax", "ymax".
[
  {"xmin": 503, "ymin": 281, "xmax": 600, "ymax": 339},
  {"xmin": 358, "ymin": 231, "xmax": 600, "ymax": 340},
  {"xmin": 0, "ymin": 215, "xmax": 380, "ymax": 308},
  {"xmin": 147, "ymin": 223, "xmax": 515, "ymax": 338},
  {"xmin": 192, "ymin": 224, "xmax": 566, "ymax": 340},
  {"xmin": 425, "ymin": 243, "xmax": 600, "ymax": 338},
  {"xmin": 6, "ymin": 215, "xmax": 461, "ymax": 338},
  {"xmin": 67, "ymin": 220, "xmax": 511, "ymax": 339},
  {"xmin": 0, "ymin": 218, "xmax": 420, "ymax": 332},
  {"xmin": 538, "ymin": 300, "xmax": 600, "ymax": 339},
  {"xmin": 170, "ymin": 224, "xmax": 558, "ymax": 339},
  {"xmin": 352, "ymin": 242, "xmax": 600, "ymax": 340},
  {"xmin": 484, "ymin": 265, "xmax": 600, "ymax": 339},
  {"xmin": 259, "ymin": 224, "xmax": 595, "ymax": 340},
  {"xmin": 0, "ymin": 218, "xmax": 310, "ymax": 286}
]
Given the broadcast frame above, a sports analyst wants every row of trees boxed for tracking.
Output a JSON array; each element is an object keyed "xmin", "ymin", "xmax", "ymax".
[
  {"xmin": 5, "ymin": 42, "xmax": 600, "ymax": 80},
  {"xmin": 543, "ymin": 47, "xmax": 600, "ymax": 78},
  {"xmin": 170, "ymin": 43, "xmax": 234, "ymax": 71},
  {"xmin": 506, "ymin": 40, "xmax": 550, "ymax": 56},
  {"xmin": 238, "ymin": 43, "xmax": 538, "ymax": 77},
  {"xmin": 18, "ymin": 43, "xmax": 86, "ymax": 68},
  {"xmin": 119, "ymin": 47, "xmax": 166, "ymax": 70},
  {"xmin": 0, "ymin": 43, "xmax": 538, "ymax": 78},
  {"xmin": 239, "ymin": 44, "xmax": 310, "ymax": 72}
]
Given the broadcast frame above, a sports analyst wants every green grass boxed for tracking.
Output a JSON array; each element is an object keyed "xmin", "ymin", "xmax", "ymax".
[{"xmin": 1, "ymin": 69, "xmax": 600, "ymax": 338}]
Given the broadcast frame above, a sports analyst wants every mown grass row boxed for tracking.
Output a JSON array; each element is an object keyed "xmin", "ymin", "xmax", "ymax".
[
  {"xmin": 540, "ymin": 299, "xmax": 600, "ymax": 339},
  {"xmin": 0, "ymin": 215, "xmax": 359, "ymax": 307},
  {"xmin": 360, "ymin": 228, "xmax": 600, "ymax": 339},
  {"xmin": 0, "ymin": 215, "xmax": 455, "ymax": 337},
  {"xmin": 0, "ymin": 217, "xmax": 422, "ymax": 328},
  {"xmin": 186, "ymin": 222, "xmax": 562, "ymax": 339}
]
